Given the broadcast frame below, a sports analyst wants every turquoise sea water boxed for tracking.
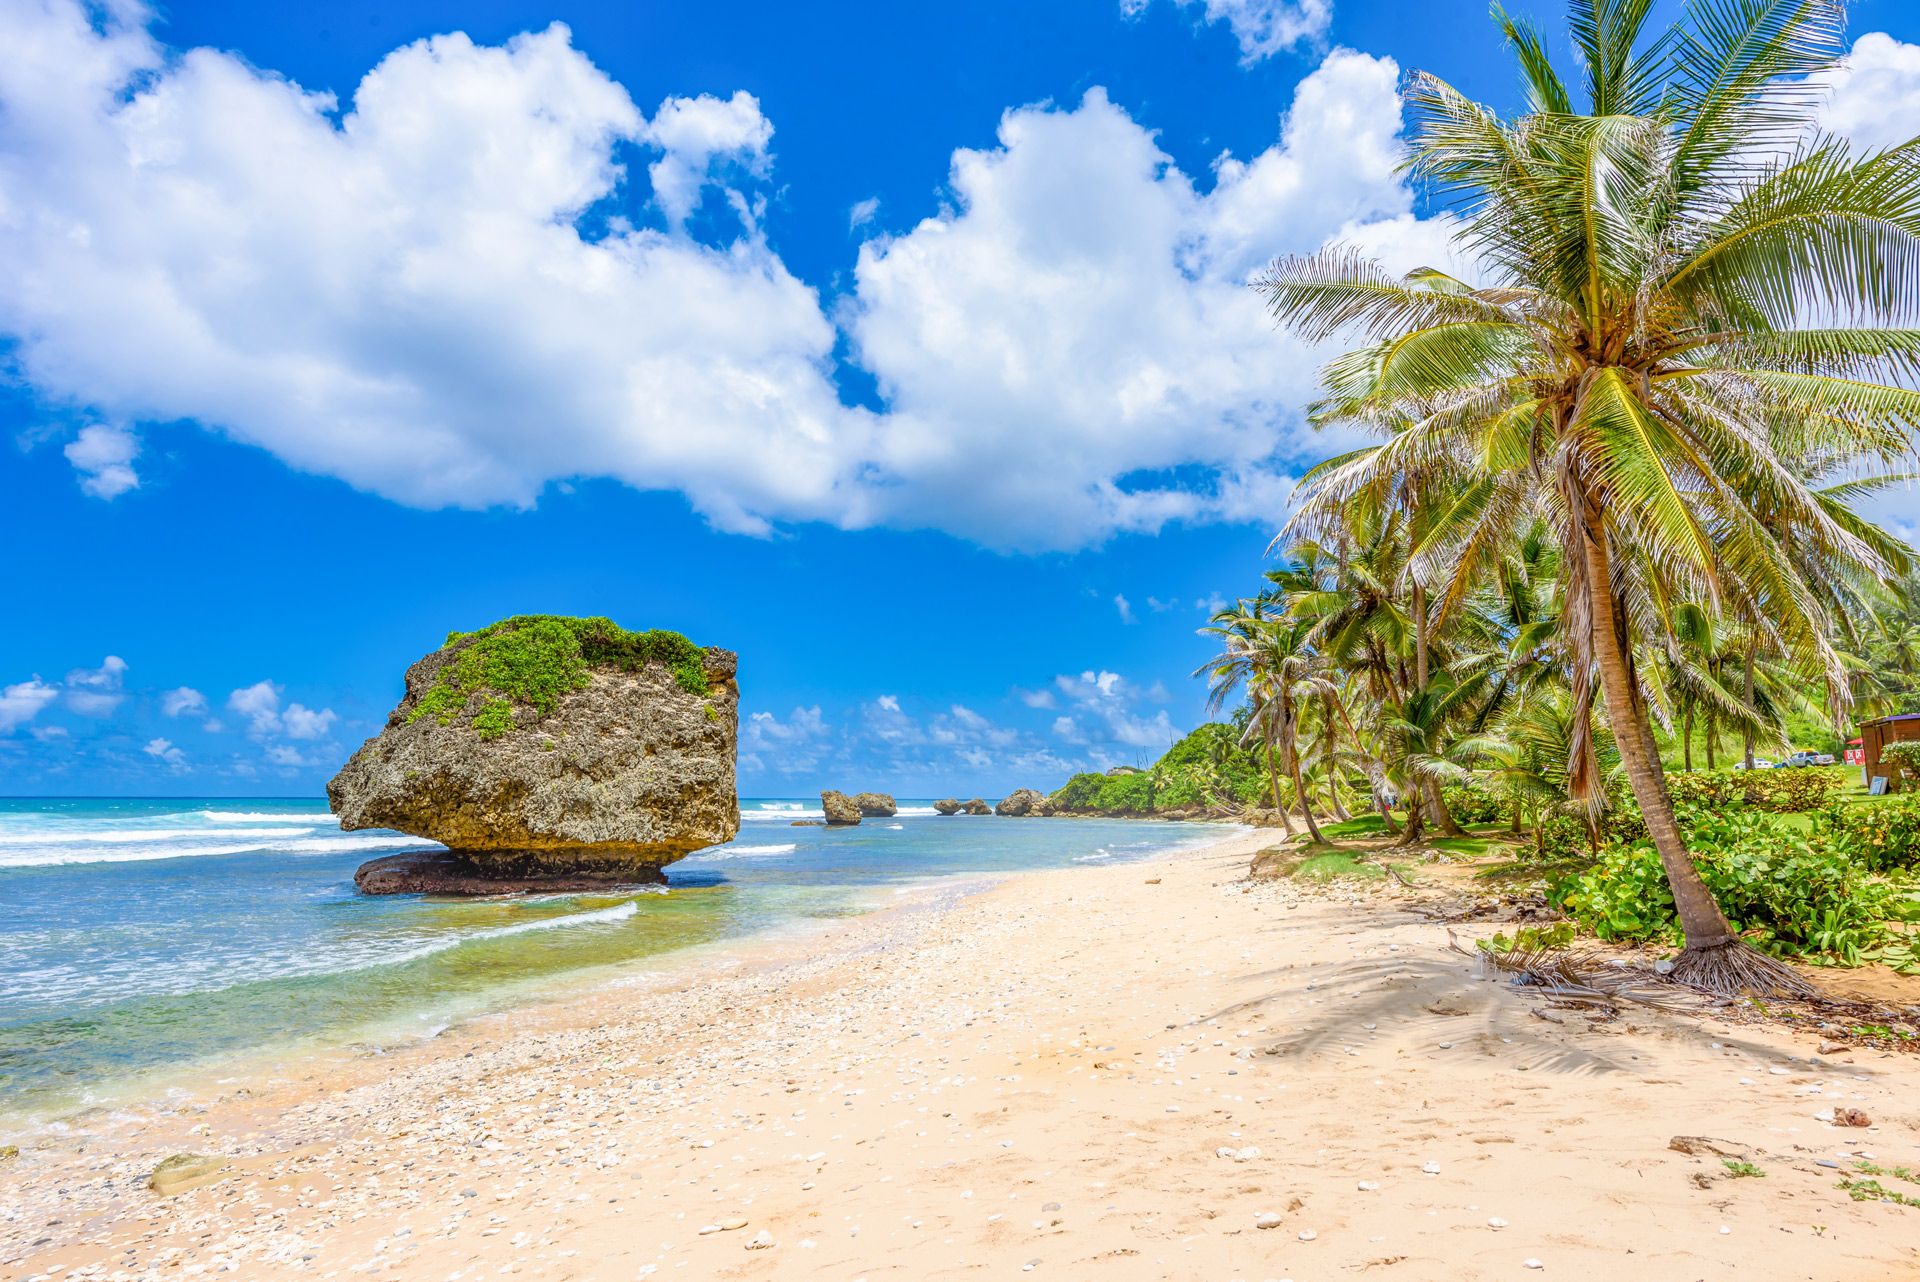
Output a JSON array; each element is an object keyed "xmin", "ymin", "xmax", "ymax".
[{"xmin": 0, "ymin": 797, "xmax": 1223, "ymax": 1123}]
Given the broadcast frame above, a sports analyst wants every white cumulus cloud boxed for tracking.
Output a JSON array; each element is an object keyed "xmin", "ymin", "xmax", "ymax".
[
  {"xmin": 281, "ymin": 703, "xmax": 338, "ymax": 741},
  {"xmin": 65, "ymin": 655, "xmax": 127, "ymax": 715},
  {"xmin": 0, "ymin": 679, "xmax": 60, "ymax": 734},
  {"xmin": 1122, "ymin": 0, "xmax": 1332, "ymax": 61},
  {"xmin": 227, "ymin": 680, "xmax": 283, "ymax": 736},
  {"xmin": 1817, "ymin": 33, "xmax": 1920, "ymax": 153},
  {"xmin": 63, "ymin": 424, "xmax": 140, "ymax": 498},
  {"xmin": 144, "ymin": 736, "xmax": 186, "ymax": 768},
  {"xmin": 160, "ymin": 686, "xmax": 207, "ymax": 717},
  {"xmin": 0, "ymin": 3, "xmax": 1434, "ymax": 551},
  {"xmin": 642, "ymin": 90, "xmax": 774, "ymax": 229}
]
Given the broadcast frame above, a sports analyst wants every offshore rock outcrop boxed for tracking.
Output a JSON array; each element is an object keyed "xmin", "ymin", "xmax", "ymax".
[
  {"xmin": 934, "ymin": 799, "xmax": 962, "ymax": 816},
  {"xmin": 329, "ymin": 616, "xmax": 739, "ymax": 894},
  {"xmin": 994, "ymin": 788, "xmax": 1054, "ymax": 817},
  {"xmin": 962, "ymin": 798, "xmax": 994, "ymax": 815},
  {"xmin": 853, "ymin": 792, "xmax": 898, "ymax": 817},
  {"xmin": 821, "ymin": 790, "xmax": 863, "ymax": 825}
]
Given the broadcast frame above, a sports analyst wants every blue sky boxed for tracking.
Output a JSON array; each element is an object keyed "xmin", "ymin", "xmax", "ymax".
[{"xmin": 4, "ymin": 0, "xmax": 1918, "ymax": 797}]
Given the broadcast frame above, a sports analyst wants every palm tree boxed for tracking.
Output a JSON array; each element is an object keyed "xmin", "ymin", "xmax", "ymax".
[
  {"xmin": 1259, "ymin": 0, "xmax": 1920, "ymax": 993},
  {"xmin": 1196, "ymin": 604, "xmax": 1333, "ymax": 842}
]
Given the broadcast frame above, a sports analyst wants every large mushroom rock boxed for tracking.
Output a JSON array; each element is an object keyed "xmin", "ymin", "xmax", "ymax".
[
  {"xmin": 933, "ymin": 798, "xmax": 962, "ymax": 816},
  {"xmin": 962, "ymin": 798, "xmax": 994, "ymax": 815},
  {"xmin": 328, "ymin": 615, "xmax": 738, "ymax": 895},
  {"xmin": 994, "ymin": 788, "xmax": 1053, "ymax": 817},
  {"xmin": 852, "ymin": 792, "xmax": 898, "ymax": 817},
  {"xmin": 821, "ymin": 790, "xmax": 863, "ymax": 825}
]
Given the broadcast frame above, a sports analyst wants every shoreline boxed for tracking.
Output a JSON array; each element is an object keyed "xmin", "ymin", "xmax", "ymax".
[
  {"xmin": 8, "ymin": 826, "xmax": 1920, "ymax": 1279},
  {"xmin": 0, "ymin": 808, "xmax": 1227, "ymax": 1134}
]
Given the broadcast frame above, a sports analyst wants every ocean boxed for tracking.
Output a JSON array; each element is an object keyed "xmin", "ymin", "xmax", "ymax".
[{"xmin": 0, "ymin": 797, "xmax": 1224, "ymax": 1124}]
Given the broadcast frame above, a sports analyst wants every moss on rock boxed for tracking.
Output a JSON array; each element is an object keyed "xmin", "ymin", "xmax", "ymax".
[{"xmin": 407, "ymin": 615, "xmax": 713, "ymax": 736}]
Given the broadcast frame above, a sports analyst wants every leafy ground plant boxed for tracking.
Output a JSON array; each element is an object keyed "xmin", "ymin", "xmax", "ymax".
[{"xmin": 1552, "ymin": 808, "xmax": 1898, "ymax": 965}]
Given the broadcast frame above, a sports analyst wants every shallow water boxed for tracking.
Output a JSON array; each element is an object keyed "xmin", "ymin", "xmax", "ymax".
[{"xmin": 0, "ymin": 797, "xmax": 1223, "ymax": 1121}]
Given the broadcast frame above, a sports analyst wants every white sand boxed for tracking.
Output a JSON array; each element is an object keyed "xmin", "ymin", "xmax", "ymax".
[{"xmin": 6, "ymin": 829, "xmax": 1920, "ymax": 1280}]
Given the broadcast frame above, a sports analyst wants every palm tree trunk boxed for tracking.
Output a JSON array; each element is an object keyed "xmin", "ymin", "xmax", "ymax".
[
  {"xmin": 1581, "ymin": 526, "xmax": 1807, "ymax": 995},
  {"xmin": 1682, "ymin": 704, "xmax": 1693, "ymax": 773},
  {"xmin": 1394, "ymin": 791, "xmax": 1425, "ymax": 846},
  {"xmin": 1426, "ymin": 781, "xmax": 1467, "ymax": 836},
  {"xmin": 1321, "ymin": 693, "xmax": 1351, "ymax": 821},
  {"xmin": 1281, "ymin": 696, "xmax": 1326, "ymax": 844},
  {"xmin": 1742, "ymin": 637, "xmax": 1757, "ymax": 770},
  {"xmin": 1264, "ymin": 740, "xmax": 1294, "ymax": 837},
  {"xmin": 1363, "ymin": 763, "xmax": 1401, "ymax": 834},
  {"xmin": 1409, "ymin": 580, "xmax": 1466, "ymax": 836},
  {"xmin": 1288, "ymin": 743, "xmax": 1326, "ymax": 845}
]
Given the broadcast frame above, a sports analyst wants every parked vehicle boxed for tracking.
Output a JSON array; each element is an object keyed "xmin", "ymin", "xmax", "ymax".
[
  {"xmin": 1733, "ymin": 757, "xmax": 1778, "ymax": 771},
  {"xmin": 1785, "ymin": 751, "xmax": 1822, "ymax": 767}
]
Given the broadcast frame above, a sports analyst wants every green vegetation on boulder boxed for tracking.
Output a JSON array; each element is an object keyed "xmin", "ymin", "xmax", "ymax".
[{"xmin": 409, "ymin": 615, "xmax": 711, "ymax": 740}]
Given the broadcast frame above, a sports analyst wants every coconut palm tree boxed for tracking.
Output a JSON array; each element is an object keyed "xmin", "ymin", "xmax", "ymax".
[
  {"xmin": 1259, "ymin": 0, "xmax": 1920, "ymax": 993},
  {"xmin": 1196, "ymin": 605, "xmax": 1334, "ymax": 842}
]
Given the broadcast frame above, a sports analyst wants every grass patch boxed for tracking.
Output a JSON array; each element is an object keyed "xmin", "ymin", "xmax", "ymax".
[
  {"xmin": 408, "ymin": 615, "xmax": 712, "ymax": 738},
  {"xmin": 1318, "ymin": 814, "xmax": 1393, "ymax": 839},
  {"xmin": 1472, "ymin": 854, "xmax": 1593, "ymax": 885},
  {"xmin": 1430, "ymin": 834, "xmax": 1503, "ymax": 858},
  {"xmin": 1287, "ymin": 851, "xmax": 1407, "ymax": 884},
  {"xmin": 1722, "ymin": 1159, "xmax": 1765, "ymax": 1179}
]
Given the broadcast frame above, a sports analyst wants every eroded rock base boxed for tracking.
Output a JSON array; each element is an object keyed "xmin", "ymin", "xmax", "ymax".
[{"xmin": 353, "ymin": 850, "xmax": 671, "ymax": 895}]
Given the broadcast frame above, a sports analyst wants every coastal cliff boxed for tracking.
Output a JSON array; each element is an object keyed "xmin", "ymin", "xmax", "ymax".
[{"xmin": 329, "ymin": 615, "xmax": 739, "ymax": 893}]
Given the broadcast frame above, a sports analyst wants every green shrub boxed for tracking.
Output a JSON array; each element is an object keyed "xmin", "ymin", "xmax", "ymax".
[
  {"xmin": 1049, "ymin": 723, "xmax": 1269, "ymax": 813},
  {"xmin": 1884, "ymin": 742, "xmax": 1920, "ymax": 787},
  {"xmin": 1441, "ymin": 785, "xmax": 1505, "ymax": 825},
  {"xmin": 1666, "ymin": 770, "xmax": 1743, "ymax": 809},
  {"xmin": 1552, "ymin": 808, "xmax": 1897, "ymax": 964},
  {"xmin": 409, "ymin": 615, "xmax": 712, "ymax": 736},
  {"xmin": 1820, "ymin": 795, "xmax": 1920, "ymax": 872},
  {"xmin": 1050, "ymin": 770, "xmax": 1154, "ymax": 814},
  {"xmin": 1667, "ymin": 767, "xmax": 1842, "ymax": 812}
]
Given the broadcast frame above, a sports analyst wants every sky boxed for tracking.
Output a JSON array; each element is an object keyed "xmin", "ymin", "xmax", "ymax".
[{"xmin": 3, "ymin": 0, "xmax": 1919, "ymax": 797}]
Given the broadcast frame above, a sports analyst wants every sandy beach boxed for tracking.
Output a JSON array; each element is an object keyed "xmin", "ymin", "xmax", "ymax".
[{"xmin": 7, "ymin": 828, "xmax": 1920, "ymax": 1281}]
